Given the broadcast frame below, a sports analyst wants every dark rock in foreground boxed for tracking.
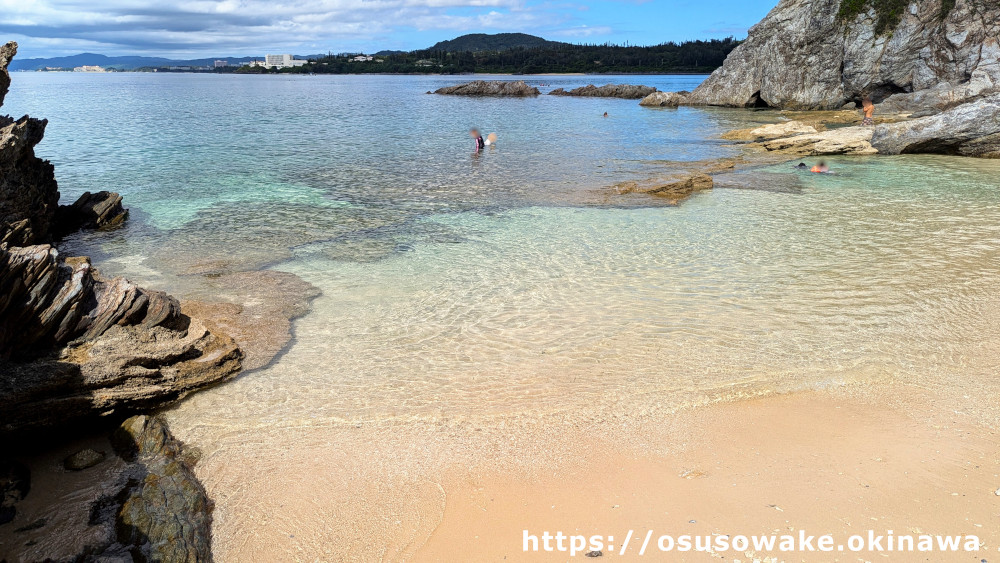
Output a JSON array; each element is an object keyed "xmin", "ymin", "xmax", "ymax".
[
  {"xmin": 108, "ymin": 415, "xmax": 214, "ymax": 563},
  {"xmin": 4, "ymin": 416, "xmax": 214, "ymax": 561},
  {"xmin": 549, "ymin": 84, "xmax": 657, "ymax": 99},
  {"xmin": 871, "ymin": 93, "xmax": 1000, "ymax": 157},
  {"xmin": 434, "ymin": 80, "xmax": 539, "ymax": 96},
  {"xmin": 687, "ymin": 0, "xmax": 1000, "ymax": 110}
]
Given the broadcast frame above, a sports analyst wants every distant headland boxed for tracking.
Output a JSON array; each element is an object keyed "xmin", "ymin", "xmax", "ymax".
[{"xmin": 10, "ymin": 33, "xmax": 741, "ymax": 75}]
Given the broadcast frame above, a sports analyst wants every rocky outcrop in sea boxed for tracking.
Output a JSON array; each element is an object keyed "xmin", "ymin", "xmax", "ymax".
[
  {"xmin": 1, "ymin": 40, "xmax": 240, "ymax": 561},
  {"xmin": 434, "ymin": 80, "xmax": 540, "ymax": 96},
  {"xmin": 639, "ymin": 91, "xmax": 688, "ymax": 107},
  {"xmin": 549, "ymin": 84, "xmax": 657, "ymax": 99},
  {"xmin": 686, "ymin": 0, "xmax": 999, "ymax": 111},
  {"xmin": 0, "ymin": 42, "xmax": 242, "ymax": 433}
]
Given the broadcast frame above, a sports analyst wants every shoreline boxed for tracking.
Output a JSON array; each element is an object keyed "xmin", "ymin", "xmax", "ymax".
[{"xmin": 176, "ymin": 380, "xmax": 1000, "ymax": 561}]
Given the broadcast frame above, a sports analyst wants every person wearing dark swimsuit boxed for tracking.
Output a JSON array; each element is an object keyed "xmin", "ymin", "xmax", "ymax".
[{"xmin": 470, "ymin": 128, "xmax": 485, "ymax": 153}]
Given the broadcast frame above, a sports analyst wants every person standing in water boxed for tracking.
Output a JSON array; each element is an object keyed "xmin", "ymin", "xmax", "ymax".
[
  {"xmin": 861, "ymin": 96, "xmax": 875, "ymax": 126},
  {"xmin": 470, "ymin": 128, "xmax": 486, "ymax": 153}
]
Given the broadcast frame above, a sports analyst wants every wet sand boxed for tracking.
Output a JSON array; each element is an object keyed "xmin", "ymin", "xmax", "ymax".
[
  {"xmin": 181, "ymin": 383, "xmax": 1000, "ymax": 562},
  {"xmin": 417, "ymin": 389, "xmax": 1000, "ymax": 561}
]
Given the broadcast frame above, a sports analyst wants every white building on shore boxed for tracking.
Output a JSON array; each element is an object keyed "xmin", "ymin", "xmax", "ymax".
[
  {"xmin": 73, "ymin": 65, "xmax": 106, "ymax": 72},
  {"xmin": 264, "ymin": 54, "xmax": 307, "ymax": 69}
]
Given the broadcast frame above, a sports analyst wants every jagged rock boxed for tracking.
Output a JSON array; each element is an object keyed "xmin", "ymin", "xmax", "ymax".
[
  {"xmin": 758, "ymin": 126, "xmax": 877, "ymax": 155},
  {"xmin": 64, "ymin": 448, "xmax": 107, "ymax": 470},
  {"xmin": 0, "ymin": 115, "xmax": 60, "ymax": 246},
  {"xmin": 550, "ymin": 84, "xmax": 657, "ymax": 99},
  {"xmin": 0, "ymin": 244, "xmax": 243, "ymax": 432},
  {"xmin": 434, "ymin": 80, "xmax": 540, "ymax": 96},
  {"xmin": 639, "ymin": 91, "xmax": 687, "ymax": 107},
  {"xmin": 56, "ymin": 191, "xmax": 129, "ymax": 234},
  {"xmin": 687, "ymin": 0, "xmax": 1000, "ymax": 110},
  {"xmin": 0, "ymin": 41, "xmax": 14, "ymax": 108},
  {"xmin": 871, "ymin": 93, "xmax": 1000, "ymax": 156},
  {"xmin": 722, "ymin": 121, "xmax": 819, "ymax": 141}
]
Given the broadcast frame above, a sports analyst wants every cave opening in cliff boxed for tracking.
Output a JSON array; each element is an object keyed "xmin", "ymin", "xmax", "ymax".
[{"xmin": 745, "ymin": 91, "xmax": 772, "ymax": 108}]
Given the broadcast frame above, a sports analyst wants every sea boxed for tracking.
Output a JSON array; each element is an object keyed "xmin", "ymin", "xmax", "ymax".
[{"xmin": 6, "ymin": 72, "xmax": 1000, "ymax": 560}]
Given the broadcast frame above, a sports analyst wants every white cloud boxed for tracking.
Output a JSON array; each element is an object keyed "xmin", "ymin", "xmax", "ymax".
[{"xmin": 0, "ymin": 0, "xmax": 581, "ymax": 57}]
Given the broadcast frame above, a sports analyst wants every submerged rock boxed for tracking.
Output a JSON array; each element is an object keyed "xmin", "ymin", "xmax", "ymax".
[
  {"xmin": 550, "ymin": 84, "xmax": 657, "ymax": 99},
  {"xmin": 639, "ymin": 91, "xmax": 687, "ymax": 107},
  {"xmin": 434, "ymin": 80, "xmax": 539, "ymax": 96},
  {"xmin": 871, "ymin": 93, "xmax": 1000, "ymax": 157},
  {"xmin": 687, "ymin": 0, "xmax": 1000, "ymax": 110},
  {"xmin": 617, "ymin": 173, "xmax": 714, "ymax": 204}
]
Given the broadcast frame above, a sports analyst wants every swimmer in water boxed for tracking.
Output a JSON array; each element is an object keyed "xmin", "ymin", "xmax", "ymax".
[
  {"xmin": 810, "ymin": 161, "xmax": 830, "ymax": 173},
  {"xmin": 470, "ymin": 128, "xmax": 485, "ymax": 153},
  {"xmin": 603, "ymin": 112, "xmax": 608, "ymax": 117},
  {"xmin": 795, "ymin": 162, "xmax": 808, "ymax": 169}
]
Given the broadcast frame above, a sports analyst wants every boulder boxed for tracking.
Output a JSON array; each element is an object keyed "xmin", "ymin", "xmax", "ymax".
[
  {"xmin": 550, "ymin": 84, "xmax": 657, "ymax": 99},
  {"xmin": 639, "ymin": 91, "xmax": 687, "ymax": 107},
  {"xmin": 759, "ymin": 126, "xmax": 877, "ymax": 155},
  {"xmin": 55, "ymin": 191, "xmax": 129, "ymax": 234},
  {"xmin": 107, "ymin": 415, "xmax": 214, "ymax": 563},
  {"xmin": 434, "ymin": 80, "xmax": 539, "ymax": 96},
  {"xmin": 870, "ymin": 93, "xmax": 1000, "ymax": 157},
  {"xmin": 686, "ymin": 0, "xmax": 1000, "ymax": 110}
]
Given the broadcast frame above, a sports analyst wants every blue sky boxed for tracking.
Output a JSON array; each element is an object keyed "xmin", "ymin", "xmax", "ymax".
[{"xmin": 0, "ymin": 0, "xmax": 776, "ymax": 59}]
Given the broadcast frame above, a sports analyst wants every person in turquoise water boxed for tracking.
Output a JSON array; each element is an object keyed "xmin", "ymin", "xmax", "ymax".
[{"xmin": 470, "ymin": 128, "xmax": 485, "ymax": 153}]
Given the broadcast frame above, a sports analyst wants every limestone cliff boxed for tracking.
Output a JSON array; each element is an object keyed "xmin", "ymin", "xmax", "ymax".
[{"xmin": 688, "ymin": 0, "xmax": 1000, "ymax": 110}]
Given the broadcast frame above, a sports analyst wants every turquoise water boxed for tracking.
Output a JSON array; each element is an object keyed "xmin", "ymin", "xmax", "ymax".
[
  {"xmin": 9, "ymin": 72, "xmax": 1000, "ymax": 560},
  {"xmin": 6, "ymin": 72, "xmax": 1000, "ymax": 420}
]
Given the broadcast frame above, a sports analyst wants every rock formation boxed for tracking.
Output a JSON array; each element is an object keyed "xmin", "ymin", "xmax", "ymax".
[
  {"xmin": 687, "ymin": 0, "xmax": 1000, "ymax": 111},
  {"xmin": 0, "ymin": 41, "xmax": 242, "ymax": 433},
  {"xmin": 549, "ymin": 84, "xmax": 657, "ymax": 99},
  {"xmin": 55, "ymin": 190, "xmax": 129, "ymax": 233},
  {"xmin": 758, "ymin": 126, "xmax": 878, "ymax": 155},
  {"xmin": 721, "ymin": 121, "xmax": 820, "ymax": 141},
  {"xmin": 616, "ymin": 173, "xmax": 714, "ymax": 204},
  {"xmin": 639, "ymin": 91, "xmax": 688, "ymax": 107},
  {"xmin": 3, "ymin": 415, "xmax": 214, "ymax": 561},
  {"xmin": 434, "ymin": 80, "xmax": 539, "ymax": 96},
  {"xmin": 871, "ymin": 92, "xmax": 1000, "ymax": 156}
]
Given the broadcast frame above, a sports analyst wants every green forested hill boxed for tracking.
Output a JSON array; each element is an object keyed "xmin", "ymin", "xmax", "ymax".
[
  {"xmin": 267, "ymin": 38, "xmax": 741, "ymax": 75},
  {"xmin": 426, "ymin": 33, "xmax": 566, "ymax": 52}
]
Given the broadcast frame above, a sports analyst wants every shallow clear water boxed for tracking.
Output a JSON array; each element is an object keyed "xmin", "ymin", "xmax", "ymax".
[
  {"xmin": 6, "ymin": 73, "xmax": 1000, "ymax": 423},
  {"xmin": 9, "ymin": 72, "xmax": 1000, "ymax": 561}
]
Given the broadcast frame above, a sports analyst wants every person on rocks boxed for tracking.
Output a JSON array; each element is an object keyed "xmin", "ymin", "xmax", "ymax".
[{"xmin": 861, "ymin": 96, "xmax": 876, "ymax": 126}]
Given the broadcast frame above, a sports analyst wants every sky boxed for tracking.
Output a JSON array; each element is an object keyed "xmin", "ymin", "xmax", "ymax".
[{"xmin": 0, "ymin": 0, "xmax": 776, "ymax": 59}]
